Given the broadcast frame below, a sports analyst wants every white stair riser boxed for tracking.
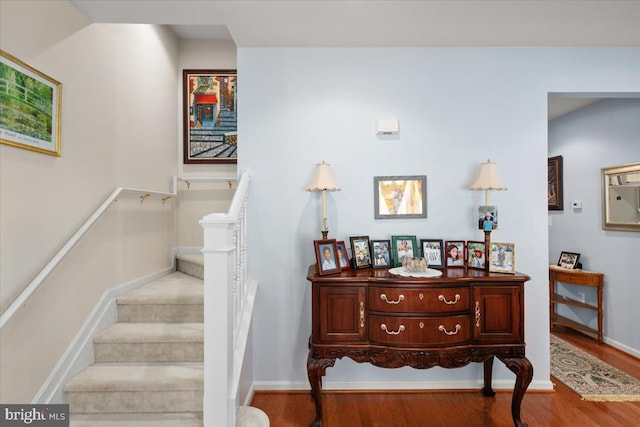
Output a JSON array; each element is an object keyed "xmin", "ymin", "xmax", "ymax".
[
  {"xmin": 117, "ymin": 304, "xmax": 203, "ymax": 322},
  {"xmin": 67, "ymin": 390, "xmax": 203, "ymax": 413},
  {"xmin": 94, "ymin": 343, "xmax": 203, "ymax": 363}
]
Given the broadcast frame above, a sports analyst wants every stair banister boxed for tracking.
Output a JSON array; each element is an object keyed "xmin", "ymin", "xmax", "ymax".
[
  {"xmin": 200, "ymin": 168, "xmax": 254, "ymax": 427},
  {"xmin": 0, "ymin": 177, "xmax": 236, "ymax": 330}
]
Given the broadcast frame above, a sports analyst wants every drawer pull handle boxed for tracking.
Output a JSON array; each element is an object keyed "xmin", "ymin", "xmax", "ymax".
[
  {"xmin": 439, "ymin": 324, "xmax": 461, "ymax": 335},
  {"xmin": 359, "ymin": 301, "xmax": 365, "ymax": 328},
  {"xmin": 380, "ymin": 294, "xmax": 405, "ymax": 304},
  {"xmin": 438, "ymin": 294, "xmax": 461, "ymax": 305},
  {"xmin": 381, "ymin": 324, "xmax": 405, "ymax": 335}
]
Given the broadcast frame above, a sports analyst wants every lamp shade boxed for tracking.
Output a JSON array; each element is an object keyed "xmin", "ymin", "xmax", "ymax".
[
  {"xmin": 469, "ymin": 159, "xmax": 507, "ymax": 191},
  {"xmin": 306, "ymin": 161, "xmax": 340, "ymax": 192}
]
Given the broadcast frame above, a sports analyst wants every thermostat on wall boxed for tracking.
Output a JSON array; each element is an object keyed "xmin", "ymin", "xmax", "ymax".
[{"xmin": 375, "ymin": 119, "xmax": 399, "ymax": 135}]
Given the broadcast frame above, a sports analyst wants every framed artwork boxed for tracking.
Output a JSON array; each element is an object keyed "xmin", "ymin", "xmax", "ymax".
[
  {"xmin": 557, "ymin": 251, "xmax": 581, "ymax": 269},
  {"xmin": 314, "ymin": 239, "xmax": 340, "ymax": 276},
  {"xmin": 420, "ymin": 239, "xmax": 444, "ymax": 268},
  {"xmin": 0, "ymin": 50, "xmax": 62, "ymax": 156},
  {"xmin": 548, "ymin": 155, "xmax": 563, "ymax": 210},
  {"xmin": 467, "ymin": 241, "xmax": 486, "ymax": 270},
  {"xmin": 182, "ymin": 69, "xmax": 237, "ymax": 163},
  {"xmin": 445, "ymin": 240, "xmax": 466, "ymax": 268},
  {"xmin": 489, "ymin": 242, "xmax": 515, "ymax": 274},
  {"xmin": 373, "ymin": 175, "xmax": 427, "ymax": 219},
  {"xmin": 391, "ymin": 235, "xmax": 418, "ymax": 267},
  {"xmin": 349, "ymin": 236, "xmax": 372, "ymax": 269},
  {"xmin": 478, "ymin": 206, "xmax": 498, "ymax": 231},
  {"xmin": 371, "ymin": 239, "xmax": 393, "ymax": 268},
  {"xmin": 336, "ymin": 240, "xmax": 351, "ymax": 271}
]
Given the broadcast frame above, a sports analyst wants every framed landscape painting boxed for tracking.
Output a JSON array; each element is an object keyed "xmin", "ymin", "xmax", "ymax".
[
  {"xmin": 183, "ymin": 69, "xmax": 237, "ymax": 163},
  {"xmin": 0, "ymin": 50, "xmax": 62, "ymax": 156}
]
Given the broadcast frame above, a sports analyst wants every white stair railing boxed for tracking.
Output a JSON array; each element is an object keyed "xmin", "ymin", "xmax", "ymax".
[{"xmin": 200, "ymin": 169, "xmax": 255, "ymax": 427}]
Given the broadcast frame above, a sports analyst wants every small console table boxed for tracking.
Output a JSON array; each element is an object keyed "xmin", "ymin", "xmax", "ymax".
[
  {"xmin": 549, "ymin": 265, "xmax": 604, "ymax": 343},
  {"xmin": 307, "ymin": 266, "xmax": 533, "ymax": 427}
]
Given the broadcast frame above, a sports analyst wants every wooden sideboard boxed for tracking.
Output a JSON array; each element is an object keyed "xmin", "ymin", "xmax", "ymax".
[
  {"xmin": 549, "ymin": 265, "xmax": 604, "ymax": 343},
  {"xmin": 307, "ymin": 266, "xmax": 532, "ymax": 427}
]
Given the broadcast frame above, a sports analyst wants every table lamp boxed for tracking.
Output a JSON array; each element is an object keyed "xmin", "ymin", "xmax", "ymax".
[
  {"xmin": 306, "ymin": 161, "xmax": 340, "ymax": 239},
  {"xmin": 469, "ymin": 159, "xmax": 507, "ymax": 270}
]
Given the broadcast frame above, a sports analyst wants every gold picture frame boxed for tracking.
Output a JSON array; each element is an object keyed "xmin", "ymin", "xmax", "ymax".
[{"xmin": 1, "ymin": 50, "xmax": 62, "ymax": 156}]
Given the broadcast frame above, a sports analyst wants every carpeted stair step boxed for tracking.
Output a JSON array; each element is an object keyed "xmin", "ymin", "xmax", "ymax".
[
  {"xmin": 176, "ymin": 253, "xmax": 204, "ymax": 280},
  {"xmin": 117, "ymin": 272, "xmax": 203, "ymax": 322},
  {"xmin": 70, "ymin": 412, "xmax": 203, "ymax": 426},
  {"xmin": 65, "ymin": 362, "xmax": 203, "ymax": 414},
  {"xmin": 94, "ymin": 322, "xmax": 203, "ymax": 362}
]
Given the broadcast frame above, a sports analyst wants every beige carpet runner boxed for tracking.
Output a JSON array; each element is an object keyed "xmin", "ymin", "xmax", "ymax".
[{"xmin": 550, "ymin": 335, "xmax": 640, "ymax": 402}]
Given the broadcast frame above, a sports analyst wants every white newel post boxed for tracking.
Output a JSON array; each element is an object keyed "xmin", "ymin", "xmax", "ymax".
[{"xmin": 201, "ymin": 216, "xmax": 237, "ymax": 427}]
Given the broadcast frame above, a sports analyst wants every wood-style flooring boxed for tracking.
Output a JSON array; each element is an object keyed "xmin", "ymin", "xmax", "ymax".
[{"xmin": 250, "ymin": 329, "xmax": 640, "ymax": 426}]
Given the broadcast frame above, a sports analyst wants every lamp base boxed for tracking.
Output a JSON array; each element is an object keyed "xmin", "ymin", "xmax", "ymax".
[
  {"xmin": 484, "ymin": 230, "xmax": 491, "ymax": 272},
  {"xmin": 321, "ymin": 230, "xmax": 329, "ymax": 240}
]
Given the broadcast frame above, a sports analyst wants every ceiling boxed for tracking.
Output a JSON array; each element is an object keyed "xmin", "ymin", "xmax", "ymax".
[
  {"xmin": 68, "ymin": 1, "xmax": 639, "ymax": 119},
  {"xmin": 69, "ymin": 1, "xmax": 640, "ymax": 47}
]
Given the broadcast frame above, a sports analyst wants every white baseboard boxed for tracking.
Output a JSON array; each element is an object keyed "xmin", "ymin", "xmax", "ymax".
[
  {"xmin": 32, "ymin": 267, "xmax": 175, "ymax": 404},
  {"xmin": 603, "ymin": 337, "xmax": 640, "ymax": 358},
  {"xmin": 251, "ymin": 379, "xmax": 554, "ymax": 392}
]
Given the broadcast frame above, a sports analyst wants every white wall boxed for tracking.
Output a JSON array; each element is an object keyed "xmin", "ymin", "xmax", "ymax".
[
  {"xmin": 0, "ymin": 1, "xmax": 179, "ymax": 402},
  {"xmin": 239, "ymin": 48, "xmax": 640, "ymax": 391},
  {"xmin": 549, "ymin": 98, "xmax": 640, "ymax": 355}
]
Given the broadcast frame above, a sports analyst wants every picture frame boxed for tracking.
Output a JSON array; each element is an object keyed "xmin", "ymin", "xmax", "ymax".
[
  {"xmin": 373, "ymin": 175, "xmax": 427, "ymax": 219},
  {"xmin": 548, "ymin": 155, "xmax": 563, "ymax": 210},
  {"xmin": 335, "ymin": 240, "xmax": 351, "ymax": 271},
  {"xmin": 371, "ymin": 239, "xmax": 393, "ymax": 268},
  {"xmin": 1, "ymin": 50, "xmax": 62, "ymax": 156},
  {"xmin": 314, "ymin": 239, "xmax": 341, "ymax": 276},
  {"xmin": 391, "ymin": 235, "xmax": 418, "ymax": 267},
  {"xmin": 445, "ymin": 240, "xmax": 466, "ymax": 268},
  {"xmin": 467, "ymin": 241, "xmax": 486, "ymax": 270},
  {"xmin": 557, "ymin": 251, "xmax": 581, "ymax": 269},
  {"xmin": 420, "ymin": 239, "xmax": 444, "ymax": 268},
  {"xmin": 349, "ymin": 236, "xmax": 372, "ymax": 269},
  {"xmin": 489, "ymin": 242, "xmax": 515, "ymax": 274},
  {"xmin": 477, "ymin": 206, "xmax": 498, "ymax": 231},
  {"xmin": 182, "ymin": 69, "xmax": 237, "ymax": 164}
]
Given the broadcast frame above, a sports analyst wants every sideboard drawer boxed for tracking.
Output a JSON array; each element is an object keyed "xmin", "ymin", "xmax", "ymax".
[
  {"xmin": 369, "ymin": 287, "xmax": 469, "ymax": 313},
  {"xmin": 369, "ymin": 315, "xmax": 470, "ymax": 345}
]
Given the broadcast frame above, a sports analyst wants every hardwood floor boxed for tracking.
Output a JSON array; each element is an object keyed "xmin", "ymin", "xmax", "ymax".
[{"xmin": 250, "ymin": 329, "xmax": 640, "ymax": 426}]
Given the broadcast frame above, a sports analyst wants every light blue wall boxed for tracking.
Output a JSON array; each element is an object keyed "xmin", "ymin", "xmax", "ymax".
[
  {"xmin": 238, "ymin": 48, "xmax": 640, "ymax": 390},
  {"xmin": 549, "ymin": 98, "xmax": 640, "ymax": 356}
]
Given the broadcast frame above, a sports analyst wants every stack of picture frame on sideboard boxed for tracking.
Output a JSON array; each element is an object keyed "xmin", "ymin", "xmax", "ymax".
[{"xmin": 313, "ymin": 235, "xmax": 515, "ymax": 276}]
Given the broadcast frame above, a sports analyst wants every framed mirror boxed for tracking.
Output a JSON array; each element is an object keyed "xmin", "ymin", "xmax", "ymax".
[{"xmin": 602, "ymin": 162, "xmax": 640, "ymax": 231}]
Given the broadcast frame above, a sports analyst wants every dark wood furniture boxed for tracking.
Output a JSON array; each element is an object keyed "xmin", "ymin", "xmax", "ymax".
[
  {"xmin": 549, "ymin": 265, "xmax": 604, "ymax": 343},
  {"xmin": 307, "ymin": 266, "xmax": 532, "ymax": 427}
]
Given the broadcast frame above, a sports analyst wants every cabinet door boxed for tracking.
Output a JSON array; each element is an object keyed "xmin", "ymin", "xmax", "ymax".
[
  {"xmin": 319, "ymin": 286, "xmax": 366, "ymax": 342},
  {"xmin": 472, "ymin": 285, "xmax": 523, "ymax": 344}
]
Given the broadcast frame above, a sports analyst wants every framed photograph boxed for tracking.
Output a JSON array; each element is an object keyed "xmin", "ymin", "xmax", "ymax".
[
  {"xmin": 391, "ymin": 235, "xmax": 418, "ymax": 267},
  {"xmin": 336, "ymin": 240, "xmax": 351, "ymax": 271},
  {"xmin": 489, "ymin": 242, "xmax": 515, "ymax": 274},
  {"xmin": 420, "ymin": 239, "xmax": 444, "ymax": 268},
  {"xmin": 349, "ymin": 236, "xmax": 372, "ymax": 269},
  {"xmin": 371, "ymin": 240, "xmax": 393, "ymax": 268},
  {"xmin": 1, "ymin": 50, "xmax": 62, "ymax": 156},
  {"xmin": 557, "ymin": 251, "xmax": 581, "ymax": 269},
  {"xmin": 314, "ymin": 239, "xmax": 341, "ymax": 276},
  {"xmin": 373, "ymin": 175, "xmax": 427, "ymax": 219},
  {"xmin": 182, "ymin": 69, "xmax": 237, "ymax": 164},
  {"xmin": 445, "ymin": 240, "xmax": 466, "ymax": 268},
  {"xmin": 467, "ymin": 241, "xmax": 486, "ymax": 270},
  {"xmin": 548, "ymin": 155, "xmax": 563, "ymax": 210},
  {"xmin": 478, "ymin": 206, "xmax": 498, "ymax": 231}
]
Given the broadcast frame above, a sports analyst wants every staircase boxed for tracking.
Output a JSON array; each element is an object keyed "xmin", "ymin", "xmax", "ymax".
[{"xmin": 64, "ymin": 254, "xmax": 267, "ymax": 426}]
